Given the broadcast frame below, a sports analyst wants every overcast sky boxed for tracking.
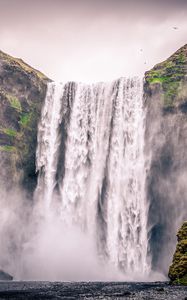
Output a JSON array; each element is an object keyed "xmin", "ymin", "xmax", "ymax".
[{"xmin": 0, "ymin": 0, "xmax": 186, "ymax": 82}]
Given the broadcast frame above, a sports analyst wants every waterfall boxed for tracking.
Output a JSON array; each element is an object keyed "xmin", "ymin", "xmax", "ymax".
[
  {"xmin": 36, "ymin": 82, "xmax": 65, "ymax": 207},
  {"xmin": 36, "ymin": 77, "xmax": 150, "ymax": 277}
]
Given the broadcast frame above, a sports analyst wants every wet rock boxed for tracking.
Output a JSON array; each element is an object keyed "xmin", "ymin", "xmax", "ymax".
[
  {"xmin": 121, "ymin": 290, "xmax": 131, "ymax": 296},
  {"xmin": 155, "ymin": 287, "xmax": 165, "ymax": 292},
  {"xmin": 0, "ymin": 270, "xmax": 13, "ymax": 280},
  {"xmin": 169, "ymin": 221, "xmax": 187, "ymax": 285}
]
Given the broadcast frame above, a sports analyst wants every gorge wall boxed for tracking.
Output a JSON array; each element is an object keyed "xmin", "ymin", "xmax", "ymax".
[
  {"xmin": 0, "ymin": 45, "xmax": 187, "ymax": 280},
  {"xmin": 0, "ymin": 50, "xmax": 49, "ymax": 195},
  {"xmin": 144, "ymin": 44, "xmax": 187, "ymax": 276}
]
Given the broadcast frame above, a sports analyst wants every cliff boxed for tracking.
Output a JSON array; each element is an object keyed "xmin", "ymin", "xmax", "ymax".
[
  {"xmin": 144, "ymin": 44, "xmax": 187, "ymax": 276},
  {"xmin": 145, "ymin": 44, "xmax": 187, "ymax": 111},
  {"xmin": 0, "ymin": 50, "xmax": 50, "ymax": 194},
  {"xmin": 169, "ymin": 222, "xmax": 187, "ymax": 284}
]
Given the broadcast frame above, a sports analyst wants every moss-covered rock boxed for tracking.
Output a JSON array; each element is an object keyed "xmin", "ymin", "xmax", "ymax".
[
  {"xmin": 0, "ymin": 50, "xmax": 50, "ymax": 195},
  {"xmin": 168, "ymin": 222, "xmax": 187, "ymax": 285},
  {"xmin": 145, "ymin": 44, "xmax": 187, "ymax": 110},
  {"xmin": 144, "ymin": 44, "xmax": 187, "ymax": 275}
]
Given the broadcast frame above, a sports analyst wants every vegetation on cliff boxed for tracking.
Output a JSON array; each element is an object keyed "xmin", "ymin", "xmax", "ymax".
[
  {"xmin": 145, "ymin": 44, "xmax": 187, "ymax": 277},
  {"xmin": 0, "ymin": 50, "xmax": 50, "ymax": 193},
  {"xmin": 169, "ymin": 222, "xmax": 187, "ymax": 285},
  {"xmin": 145, "ymin": 44, "xmax": 187, "ymax": 109}
]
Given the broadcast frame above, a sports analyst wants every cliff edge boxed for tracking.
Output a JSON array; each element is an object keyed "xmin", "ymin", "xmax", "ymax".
[{"xmin": 0, "ymin": 50, "xmax": 50, "ymax": 194}]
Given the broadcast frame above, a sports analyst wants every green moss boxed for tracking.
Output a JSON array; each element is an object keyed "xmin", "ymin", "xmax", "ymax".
[
  {"xmin": 0, "ymin": 145, "xmax": 16, "ymax": 152},
  {"xmin": 177, "ymin": 53, "xmax": 186, "ymax": 64},
  {"xmin": 6, "ymin": 94, "xmax": 22, "ymax": 111},
  {"xmin": 173, "ymin": 273, "xmax": 187, "ymax": 285},
  {"xmin": 178, "ymin": 222, "xmax": 187, "ymax": 241},
  {"xmin": 145, "ymin": 44, "xmax": 187, "ymax": 108},
  {"xmin": 178, "ymin": 274, "xmax": 187, "ymax": 285},
  {"xmin": 0, "ymin": 50, "xmax": 48, "ymax": 191},
  {"xmin": 19, "ymin": 113, "xmax": 32, "ymax": 127},
  {"xmin": 147, "ymin": 77, "xmax": 163, "ymax": 84},
  {"xmin": 169, "ymin": 222, "xmax": 187, "ymax": 285},
  {"xmin": 163, "ymin": 81, "xmax": 181, "ymax": 107},
  {"xmin": 0, "ymin": 127, "xmax": 18, "ymax": 137}
]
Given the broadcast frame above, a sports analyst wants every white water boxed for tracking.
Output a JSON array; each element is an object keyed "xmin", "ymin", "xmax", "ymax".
[
  {"xmin": 36, "ymin": 82, "xmax": 65, "ymax": 208},
  {"xmin": 36, "ymin": 77, "xmax": 150, "ymax": 278}
]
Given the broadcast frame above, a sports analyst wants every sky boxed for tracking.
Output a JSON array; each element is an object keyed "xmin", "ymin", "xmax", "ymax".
[{"xmin": 0, "ymin": 0, "xmax": 187, "ymax": 83}]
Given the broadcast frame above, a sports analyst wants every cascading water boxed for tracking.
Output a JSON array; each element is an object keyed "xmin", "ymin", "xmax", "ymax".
[
  {"xmin": 36, "ymin": 82, "xmax": 65, "ymax": 208},
  {"xmin": 36, "ymin": 77, "xmax": 151, "ymax": 278}
]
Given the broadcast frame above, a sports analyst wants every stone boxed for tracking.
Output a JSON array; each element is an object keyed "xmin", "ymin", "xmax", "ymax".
[
  {"xmin": 168, "ymin": 222, "xmax": 187, "ymax": 285},
  {"xmin": 0, "ymin": 270, "xmax": 13, "ymax": 281}
]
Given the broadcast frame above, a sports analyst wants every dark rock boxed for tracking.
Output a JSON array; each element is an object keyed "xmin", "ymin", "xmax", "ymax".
[
  {"xmin": 121, "ymin": 290, "xmax": 131, "ymax": 296},
  {"xmin": 0, "ymin": 270, "xmax": 13, "ymax": 281},
  {"xmin": 155, "ymin": 287, "xmax": 165, "ymax": 292}
]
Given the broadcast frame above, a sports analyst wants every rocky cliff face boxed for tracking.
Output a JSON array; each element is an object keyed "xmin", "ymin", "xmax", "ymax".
[
  {"xmin": 0, "ymin": 51, "xmax": 49, "ymax": 195},
  {"xmin": 144, "ymin": 45, "xmax": 187, "ymax": 276},
  {"xmin": 169, "ymin": 222, "xmax": 187, "ymax": 284}
]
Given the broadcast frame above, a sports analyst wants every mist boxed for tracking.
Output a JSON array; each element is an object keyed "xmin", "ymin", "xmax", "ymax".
[
  {"xmin": 0, "ymin": 186, "xmax": 119, "ymax": 281},
  {"xmin": 0, "ymin": 184, "xmax": 168, "ymax": 281}
]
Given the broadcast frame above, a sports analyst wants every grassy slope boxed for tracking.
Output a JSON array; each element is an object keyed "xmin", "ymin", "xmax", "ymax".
[
  {"xmin": 0, "ymin": 50, "xmax": 50, "ymax": 192},
  {"xmin": 145, "ymin": 44, "xmax": 187, "ymax": 108}
]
